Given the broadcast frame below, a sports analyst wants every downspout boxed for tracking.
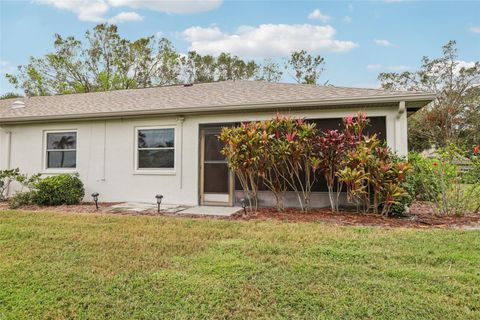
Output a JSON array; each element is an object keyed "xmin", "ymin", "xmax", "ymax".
[
  {"xmin": 177, "ymin": 116, "xmax": 185, "ymax": 189},
  {"xmin": 1, "ymin": 127, "xmax": 12, "ymax": 197},
  {"xmin": 101, "ymin": 120, "xmax": 107, "ymax": 181},
  {"xmin": 0, "ymin": 127, "xmax": 12, "ymax": 169},
  {"xmin": 93, "ymin": 120, "xmax": 107, "ymax": 182},
  {"xmin": 6, "ymin": 130, "xmax": 11, "ymax": 170},
  {"xmin": 397, "ymin": 100, "xmax": 406, "ymax": 119},
  {"xmin": 395, "ymin": 101, "xmax": 407, "ymax": 156}
]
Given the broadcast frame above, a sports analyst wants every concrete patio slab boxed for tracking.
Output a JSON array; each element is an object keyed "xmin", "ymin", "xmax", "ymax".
[
  {"xmin": 105, "ymin": 202, "xmax": 188, "ymax": 214},
  {"xmin": 179, "ymin": 206, "xmax": 242, "ymax": 217},
  {"xmin": 101, "ymin": 202, "xmax": 240, "ymax": 217}
]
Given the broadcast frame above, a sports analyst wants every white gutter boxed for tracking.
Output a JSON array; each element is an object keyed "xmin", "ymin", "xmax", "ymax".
[{"xmin": 0, "ymin": 93, "xmax": 436, "ymax": 124}]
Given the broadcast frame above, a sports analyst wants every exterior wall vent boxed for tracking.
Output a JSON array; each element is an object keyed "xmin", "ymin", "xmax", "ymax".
[{"xmin": 11, "ymin": 100, "xmax": 26, "ymax": 109}]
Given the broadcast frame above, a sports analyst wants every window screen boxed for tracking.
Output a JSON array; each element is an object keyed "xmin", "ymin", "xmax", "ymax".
[
  {"xmin": 137, "ymin": 128, "xmax": 175, "ymax": 169},
  {"xmin": 46, "ymin": 132, "xmax": 77, "ymax": 169}
]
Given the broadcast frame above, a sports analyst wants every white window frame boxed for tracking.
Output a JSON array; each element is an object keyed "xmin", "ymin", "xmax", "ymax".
[
  {"xmin": 43, "ymin": 129, "xmax": 78, "ymax": 173},
  {"xmin": 134, "ymin": 126, "xmax": 176, "ymax": 175}
]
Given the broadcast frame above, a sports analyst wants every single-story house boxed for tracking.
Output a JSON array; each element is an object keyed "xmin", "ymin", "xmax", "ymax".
[{"xmin": 0, "ymin": 80, "xmax": 435, "ymax": 207}]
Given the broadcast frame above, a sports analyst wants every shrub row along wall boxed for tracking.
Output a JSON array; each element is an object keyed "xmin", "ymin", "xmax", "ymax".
[
  {"xmin": 225, "ymin": 116, "xmax": 387, "ymax": 193},
  {"xmin": 219, "ymin": 113, "xmax": 410, "ymax": 215}
]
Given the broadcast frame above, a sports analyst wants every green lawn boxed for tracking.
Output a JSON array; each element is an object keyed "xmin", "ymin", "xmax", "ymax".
[{"xmin": 0, "ymin": 211, "xmax": 479, "ymax": 319}]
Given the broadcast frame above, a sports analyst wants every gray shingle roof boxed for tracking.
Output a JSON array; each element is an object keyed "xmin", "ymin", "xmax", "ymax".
[{"xmin": 0, "ymin": 80, "xmax": 435, "ymax": 123}]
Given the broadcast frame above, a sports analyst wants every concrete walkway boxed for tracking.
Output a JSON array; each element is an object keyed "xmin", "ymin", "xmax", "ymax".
[
  {"xmin": 106, "ymin": 202, "xmax": 187, "ymax": 214},
  {"xmin": 104, "ymin": 202, "xmax": 241, "ymax": 217},
  {"xmin": 178, "ymin": 206, "xmax": 242, "ymax": 217}
]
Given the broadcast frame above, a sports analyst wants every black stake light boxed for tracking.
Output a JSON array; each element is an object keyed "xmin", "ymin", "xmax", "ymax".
[
  {"xmin": 155, "ymin": 194, "xmax": 164, "ymax": 213},
  {"xmin": 91, "ymin": 192, "xmax": 99, "ymax": 210},
  {"xmin": 240, "ymin": 198, "xmax": 248, "ymax": 215}
]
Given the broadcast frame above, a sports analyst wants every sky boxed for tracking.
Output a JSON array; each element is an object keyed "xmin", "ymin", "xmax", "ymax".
[{"xmin": 0, "ymin": 0, "xmax": 479, "ymax": 95}]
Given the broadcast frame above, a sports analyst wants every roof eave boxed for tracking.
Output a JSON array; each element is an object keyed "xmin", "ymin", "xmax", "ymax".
[{"xmin": 0, "ymin": 93, "xmax": 436, "ymax": 124}]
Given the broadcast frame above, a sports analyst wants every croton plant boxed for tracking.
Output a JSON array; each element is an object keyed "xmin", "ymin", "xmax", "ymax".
[{"xmin": 219, "ymin": 112, "xmax": 411, "ymax": 215}]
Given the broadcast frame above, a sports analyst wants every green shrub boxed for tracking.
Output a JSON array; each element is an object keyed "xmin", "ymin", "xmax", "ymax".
[
  {"xmin": 1, "ymin": 168, "xmax": 41, "ymax": 202},
  {"xmin": 8, "ymin": 191, "xmax": 34, "ymax": 209},
  {"xmin": 463, "ymin": 154, "xmax": 480, "ymax": 185},
  {"xmin": 32, "ymin": 174, "xmax": 85, "ymax": 205},
  {"xmin": 0, "ymin": 168, "xmax": 21, "ymax": 201},
  {"xmin": 389, "ymin": 174, "xmax": 416, "ymax": 216},
  {"xmin": 336, "ymin": 136, "xmax": 412, "ymax": 216},
  {"xmin": 407, "ymin": 152, "xmax": 438, "ymax": 201},
  {"xmin": 410, "ymin": 146, "xmax": 480, "ymax": 216}
]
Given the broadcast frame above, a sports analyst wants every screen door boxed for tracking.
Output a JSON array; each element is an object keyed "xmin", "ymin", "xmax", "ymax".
[{"xmin": 200, "ymin": 128, "xmax": 233, "ymax": 205}]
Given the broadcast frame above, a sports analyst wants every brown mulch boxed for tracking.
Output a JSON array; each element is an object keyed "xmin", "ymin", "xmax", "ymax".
[
  {"xmin": 0, "ymin": 201, "xmax": 122, "ymax": 213},
  {"xmin": 232, "ymin": 201, "xmax": 480, "ymax": 229},
  {"xmin": 1, "ymin": 201, "xmax": 479, "ymax": 229}
]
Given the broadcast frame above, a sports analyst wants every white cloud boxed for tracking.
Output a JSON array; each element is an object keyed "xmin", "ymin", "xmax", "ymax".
[
  {"xmin": 374, "ymin": 39, "xmax": 392, "ymax": 46},
  {"xmin": 0, "ymin": 59, "xmax": 14, "ymax": 74},
  {"xmin": 108, "ymin": 11, "xmax": 143, "ymax": 23},
  {"xmin": 454, "ymin": 60, "xmax": 476, "ymax": 74},
  {"xmin": 348, "ymin": 4, "xmax": 354, "ymax": 12},
  {"xmin": 35, "ymin": 0, "xmax": 222, "ymax": 22},
  {"xmin": 387, "ymin": 65, "xmax": 410, "ymax": 71},
  {"xmin": 366, "ymin": 64, "xmax": 382, "ymax": 70},
  {"xmin": 107, "ymin": 0, "xmax": 223, "ymax": 14},
  {"xmin": 36, "ymin": 0, "xmax": 109, "ymax": 22},
  {"xmin": 343, "ymin": 16, "xmax": 352, "ymax": 23},
  {"xmin": 469, "ymin": 26, "xmax": 480, "ymax": 34},
  {"xmin": 308, "ymin": 9, "xmax": 331, "ymax": 23},
  {"xmin": 184, "ymin": 25, "xmax": 224, "ymax": 41},
  {"xmin": 183, "ymin": 24, "xmax": 358, "ymax": 57}
]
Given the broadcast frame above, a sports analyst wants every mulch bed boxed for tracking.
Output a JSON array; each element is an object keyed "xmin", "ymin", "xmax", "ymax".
[
  {"xmin": 0, "ymin": 201, "xmax": 122, "ymax": 213},
  {"xmin": 232, "ymin": 202, "xmax": 480, "ymax": 229},
  {"xmin": 1, "ymin": 201, "xmax": 479, "ymax": 229}
]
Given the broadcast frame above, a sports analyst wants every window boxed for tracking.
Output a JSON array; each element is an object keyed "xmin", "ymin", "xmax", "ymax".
[
  {"xmin": 45, "ymin": 131, "xmax": 77, "ymax": 169},
  {"xmin": 136, "ymin": 127, "xmax": 175, "ymax": 170}
]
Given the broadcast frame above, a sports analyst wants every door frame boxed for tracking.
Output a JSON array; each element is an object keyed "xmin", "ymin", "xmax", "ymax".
[{"xmin": 199, "ymin": 127, "xmax": 234, "ymax": 206}]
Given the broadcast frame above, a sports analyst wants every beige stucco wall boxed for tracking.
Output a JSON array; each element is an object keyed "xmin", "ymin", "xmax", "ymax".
[{"xmin": 0, "ymin": 104, "xmax": 408, "ymax": 205}]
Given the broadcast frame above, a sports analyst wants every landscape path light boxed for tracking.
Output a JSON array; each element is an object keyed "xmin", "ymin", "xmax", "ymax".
[
  {"xmin": 155, "ymin": 194, "xmax": 164, "ymax": 213},
  {"xmin": 91, "ymin": 192, "xmax": 99, "ymax": 210},
  {"xmin": 240, "ymin": 198, "xmax": 248, "ymax": 215}
]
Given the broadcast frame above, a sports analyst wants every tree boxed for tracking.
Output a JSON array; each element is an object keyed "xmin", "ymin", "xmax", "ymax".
[
  {"xmin": 146, "ymin": 37, "xmax": 182, "ymax": 87},
  {"xmin": 285, "ymin": 50, "xmax": 325, "ymax": 84},
  {"xmin": 378, "ymin": 41, "xmax": 480, "ymax": 151},
  {"xmin": 181, "ymin": 51, "xmax": 258, "ymax": 83},
  {"xmin": 181, "ymin": 51, "xmax": 217, "ymax": 83},
  {"xmin": 6, "ymin": 24, "xmax": 182, "ymax": 95},
  {"xmin": 256, "ymin": 59, "xmax": 283, "ymax": 82},
  {"xmin": 216, "ymin": 53, "xmax": 258, "ymax": 81},
  {"xmin": 0, "ymin": 92, "xmax": 22, "ymax": 100},
  {"xmin": 6, "ymin": 24, "xmax": 267, "ymax": 96},
  {"xmin": 6, "ymin": 24, "xmax": 330, "ymax": 97}
]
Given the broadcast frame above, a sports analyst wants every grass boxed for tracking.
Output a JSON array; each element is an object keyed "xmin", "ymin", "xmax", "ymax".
[{"xmin": 0, "ymin": 211, "xmax": 479, "ymax": 319}]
